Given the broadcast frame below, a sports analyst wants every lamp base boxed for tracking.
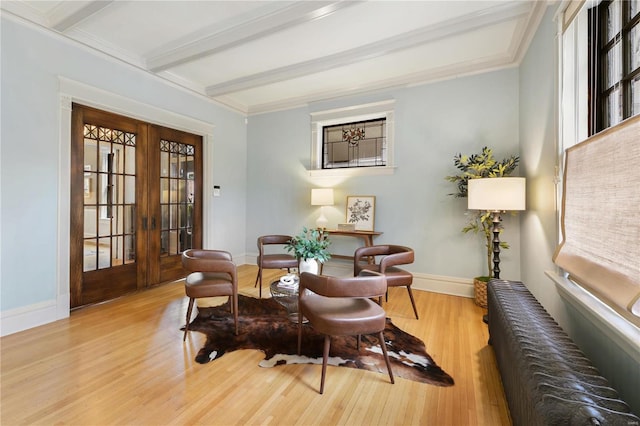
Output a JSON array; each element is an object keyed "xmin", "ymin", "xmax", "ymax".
[
  {"xmin": 491, "ymin": 210, "xmax": 502, "ymax": 280},
  {"xmin": 316, "ymin": 213, "xmax": 328, "ymax": 229}
]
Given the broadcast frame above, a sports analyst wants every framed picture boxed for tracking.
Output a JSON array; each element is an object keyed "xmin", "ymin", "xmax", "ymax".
[{"xmin": 346, "ymin": 196, "xmax": 375, "ymax": 231}]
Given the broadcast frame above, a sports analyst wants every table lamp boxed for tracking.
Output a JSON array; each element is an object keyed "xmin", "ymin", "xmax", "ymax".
[
  {"xmin": 468, "ymin": 177, "xmax": 525, "ymax": 279},
  {"xmin": 311, "ymin": 188, "xmax": 334, "ymax": 229}
]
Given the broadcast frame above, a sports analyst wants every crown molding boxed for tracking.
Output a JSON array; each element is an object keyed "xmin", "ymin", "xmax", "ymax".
[
  {"xmin": 206, "ymin": 1, "xmax": 532, "ymax": 97},
  {"xmin": 0, "ymin": 1, "xmax": 49, "ymax": 26},
  {"xmin": 510, "ymin": 1, "xmax": 550, "ymax": 64},
  {"xmin": 1, "ymin": 11, "xmax": 240, "ymax": 115},
  {"xmin": 50, "ymin": 1, "xmax": 113, "ymax": 32},
  {"xmin": 2, "ymin": 1, "xmax": 547, "ymax": 118}
]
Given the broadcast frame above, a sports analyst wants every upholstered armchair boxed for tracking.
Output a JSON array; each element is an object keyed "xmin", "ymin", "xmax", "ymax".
[
  {"xmin": 254, "ymin": 235, "xmax": 298, "ymax": 298},
  {"xmin": 182, "ymin": 249, "xmax": 238, "ymax": 340},
  {"xmin": 297, "ymin": 271, "xmax": 394, "ymax": 394},
  {"xmin": 353, "ymin": 244, "xmax": 419, "ymax": 319}
]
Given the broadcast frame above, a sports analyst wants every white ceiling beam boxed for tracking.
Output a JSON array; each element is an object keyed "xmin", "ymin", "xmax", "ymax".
[
  {"xmin": 50, "ymin": 1, "xmax": 114, "ymax": 32},
  {"xmin": 205, "ymin": 1, "xmax": 533, "ymax": 97},
  {"xmin": 147, "ymin": 1, "xmax": 361, "ymax": 72},
  {"xmin": 244, "ymin": 54, "xmax": 516, "ymax": 116}
]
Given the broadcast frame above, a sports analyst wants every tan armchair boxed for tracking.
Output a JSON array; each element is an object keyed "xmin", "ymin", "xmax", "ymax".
[
  {"xmin": 254, "ymin": 235, "xmax": 298, "ymax": 298},
  {"xmin": 182, "ymin": 249, "xmax": 238, "ymax": 340},
  {"xmin": 297, "ymin": 271, "xmax": 395, "ymax": 394},
  {"xmin": 354, "ymin": 244, "xmax": 419, "ymax": 319}
]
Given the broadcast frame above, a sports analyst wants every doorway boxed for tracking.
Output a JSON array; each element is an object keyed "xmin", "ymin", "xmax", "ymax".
[{"xmin": 70, "ymin": 104, "xmax": 202, "ymax": 308}]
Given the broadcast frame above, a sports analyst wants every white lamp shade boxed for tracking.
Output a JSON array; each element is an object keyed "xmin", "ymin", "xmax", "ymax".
[
  {"xmin": 311, "ymin": 188, "xmax": 334, "ymax": 206},
  {"xmin": 468, "ymin": 177, "xmax": 526, "ymax": 211}
]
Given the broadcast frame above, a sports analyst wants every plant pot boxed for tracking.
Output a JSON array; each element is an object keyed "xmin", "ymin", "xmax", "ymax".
[
  {"xmin": 473, "ymin": 276, "xmax": 490, "ymax": 308},
  {"xmin": 299, "ymin": 258, "xmax": 319, "ymax": 275}
]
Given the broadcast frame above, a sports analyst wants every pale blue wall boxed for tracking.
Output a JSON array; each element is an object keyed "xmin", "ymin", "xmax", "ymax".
[
  {"xmin": 519, "ymin": 6, "xmax": 640, "ymax": 413},
  {"xmin": 4, "ymin": 10, "xmax": 636, "ymax": 414},
  {"xmin": 246, "ymin": 69, "xmax": 522, "ymax": 280},
  {"xmin": 0, "ymin": 16, "xmax": 248, "ymax": 312},
  {"xmin": 519, "ymin": 8, "xmax": 562, "ymax": 313}
]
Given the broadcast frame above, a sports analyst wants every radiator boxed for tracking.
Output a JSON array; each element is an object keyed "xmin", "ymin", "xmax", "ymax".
[{"xmin": 487, "ymin": 279, "xmax": 640, "ymax": 425}]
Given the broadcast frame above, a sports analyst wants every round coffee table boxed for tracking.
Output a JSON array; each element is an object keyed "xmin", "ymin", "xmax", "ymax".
[{"xmin": 270, "ymin": 278, "xmax": 306, "ymax": 322}]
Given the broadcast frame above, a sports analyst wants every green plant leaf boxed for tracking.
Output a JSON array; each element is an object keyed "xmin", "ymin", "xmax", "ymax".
[
  {"xmin": 285, "ymin": 227, "xmax": 332, "ymax": 263},
  {"xmin": 444, "ymin": 146, "xmax": 520, "ymax": 277}
]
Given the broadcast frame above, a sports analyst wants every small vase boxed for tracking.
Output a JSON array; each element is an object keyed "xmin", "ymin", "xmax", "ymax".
[{"xmin": 299, "ymin": 258, "xmax": 319, "ymax": 275}]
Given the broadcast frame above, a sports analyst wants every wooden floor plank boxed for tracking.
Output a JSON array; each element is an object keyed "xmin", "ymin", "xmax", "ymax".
[{"xmin": 1, "ymin": 264, "xmax": 511, "ymax": 425}]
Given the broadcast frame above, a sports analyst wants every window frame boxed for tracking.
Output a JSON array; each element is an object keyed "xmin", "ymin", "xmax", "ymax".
[
  {"xmin": 321, "ymin": 117, "xmax": 387, "ymax": 169},
  {"xmin": 309, "ymin": 100, "xmax": 395, "ymax": 178},
  {"xmin": 589, "ymin": 0, "xmax": 640, "ymax": 134},
  {"xmin": 556, "ymin": 2, "xmax": 640, "ymax": 354}
]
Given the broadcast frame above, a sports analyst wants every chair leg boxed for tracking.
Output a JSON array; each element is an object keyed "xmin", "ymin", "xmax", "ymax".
[
  {"xmin": 255, "ymin": 268, "xmax": 262, "ymax": 298},
  {"xmin": 183, "ymin": 298, "xmax": 195, "ymax": 341},
  {"xmin": 406, "ymin": 286, "xmax": 419, "ymax": 319},
  {"xmin": 297, "ymin": 311, "xmax": 303, "ymax": 355},
  {"xmin": 320, "ymin": 335, "xmax": 331, "ymax": 394},
  {"xmin": 378, "ymin": 331, "xmax": 395, "ymax": 384}
]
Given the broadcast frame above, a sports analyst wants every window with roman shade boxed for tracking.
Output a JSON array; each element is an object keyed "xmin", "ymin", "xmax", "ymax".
[{"xmin": 553, "ymin": 114, "xmax": 640, "ymax": 327}]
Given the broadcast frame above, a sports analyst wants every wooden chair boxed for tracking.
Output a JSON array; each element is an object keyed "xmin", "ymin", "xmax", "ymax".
[
  {"xmin": 255, "ymin": 235, "xmax": 298, "ymax": 298},
  {"xmin": 297, "ymin": 271, "xmax": 394, "ymax": 394},
  {"xmin": 353, "ymin": 244, "xmax": 419, "ymax": 319},
  {"xmin": 182, "ymin": 249, "xmax": 238, "ymax": 340}
]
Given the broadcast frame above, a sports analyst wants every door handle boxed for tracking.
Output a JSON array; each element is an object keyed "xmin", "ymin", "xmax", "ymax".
[
  {"xmin": 142, "ymin": 217, "xmax": 148, "ymax": 231},
  {"xmin": 151, "ymin": 217, "xmax": 156, "ymax": 230}
]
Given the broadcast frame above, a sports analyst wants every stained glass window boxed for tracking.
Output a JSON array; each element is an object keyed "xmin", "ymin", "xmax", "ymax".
[{"xmin": 322, "ymin": 118, "xmax": 386, "ymax": 169}]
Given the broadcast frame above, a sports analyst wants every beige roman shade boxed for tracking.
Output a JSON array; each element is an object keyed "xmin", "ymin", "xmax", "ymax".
[{"xmin": 554, "ymin": 114, "xmax": 640, "ymax": 327}]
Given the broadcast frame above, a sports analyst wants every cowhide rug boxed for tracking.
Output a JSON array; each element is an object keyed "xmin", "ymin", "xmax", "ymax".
[{"xmin": 184, "ymin": 294, "xmax": 454, "ymax": 387}]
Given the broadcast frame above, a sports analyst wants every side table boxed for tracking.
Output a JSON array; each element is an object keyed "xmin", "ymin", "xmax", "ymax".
[{"xmin": 270, "ymin": 278, "xmax": 306, "ymax": 322}]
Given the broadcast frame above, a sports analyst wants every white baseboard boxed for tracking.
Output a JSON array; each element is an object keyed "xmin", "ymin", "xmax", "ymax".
[
  {"xmin": 245, "ymin": 255, "xmax": 474, "ymax": 298},
  {"xmin": 413, "ymin": 273, "xmax": 474, "ymax": 298},
  {"xmin": 1, "ymin": 295, "xmax": 69, "ymax": 337},
  {"xmin": 0, "ymin": 261, "xmax": 472, "ymax": 336}
]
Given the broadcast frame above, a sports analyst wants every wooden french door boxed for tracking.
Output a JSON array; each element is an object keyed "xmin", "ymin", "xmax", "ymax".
[
  {"xmin": 70, "ymin": 104, "xmax": 202, "ymax": 308},
  {"xmin": 148, "ymin": 125, "xmax": 203, "ymax": 284}
]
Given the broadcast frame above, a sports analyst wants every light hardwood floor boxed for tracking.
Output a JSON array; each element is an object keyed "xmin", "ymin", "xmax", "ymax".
[{"xmin": 1, "ymin": 265, "xmax": 511, "ymax": 425}]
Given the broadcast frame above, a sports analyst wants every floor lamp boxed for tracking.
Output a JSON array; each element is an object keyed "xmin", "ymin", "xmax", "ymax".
[
  {"xmin": 311, "ymin": 188, "xmax": 334, "ymax": 229},
  {"xmin": 467, "ymin": 177, "xmax": 526, "ymax": 280}
]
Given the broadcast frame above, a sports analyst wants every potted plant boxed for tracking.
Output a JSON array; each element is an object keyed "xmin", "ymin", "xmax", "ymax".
[
  {"xmin": 285, "ymin": 227, "xmax": 331, "ymax": 274},
  {"xmin": 445, "ymin": 146, "xmax": 520, "ymax": 307}
]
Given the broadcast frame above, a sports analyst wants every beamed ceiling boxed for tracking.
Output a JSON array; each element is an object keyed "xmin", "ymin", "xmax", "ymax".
[{"xmin": 2, "ymin": 1, "xmax": 549, "ymax": 115}]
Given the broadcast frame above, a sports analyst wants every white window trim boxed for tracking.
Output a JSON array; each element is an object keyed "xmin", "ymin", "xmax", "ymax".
[
  {"xmin": 309, "ymin": 100, "xmax": 396, "ymax": 178},
  {"xmin": 552, "ymin": 4, "xmax": 640, "ymax": 349},
  {"xmin": 546, "ymin": 271, "xmax": 640, "ymax": 364}
]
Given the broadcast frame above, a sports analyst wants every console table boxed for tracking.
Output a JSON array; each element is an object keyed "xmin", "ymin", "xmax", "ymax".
[{"xmin": 323, "ymin": 229, "xmax": 382, "ymax": 261}]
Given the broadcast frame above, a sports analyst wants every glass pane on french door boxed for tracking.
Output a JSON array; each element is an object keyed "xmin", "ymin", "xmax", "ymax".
[
  {"xmin": 159, "ymin": 139, "xmax": 195, "ymax": 256},
  {"xmin": 82, "ymin": 124, "xmax": 136, "ymax": 271}
]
